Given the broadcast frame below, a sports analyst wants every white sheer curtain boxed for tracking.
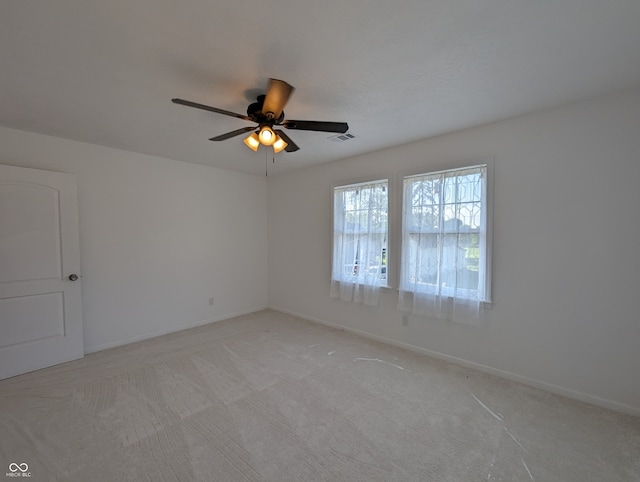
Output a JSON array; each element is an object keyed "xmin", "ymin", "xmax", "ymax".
[
  {"xmin": 398, "ymin": 166, "xmax": 487, "ymax": 323},
  {"xmin": 330, "ymin": 180, "xmax": 388, "ymax": 306}
]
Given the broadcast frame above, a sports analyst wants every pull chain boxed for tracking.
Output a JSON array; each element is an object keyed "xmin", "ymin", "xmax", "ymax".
[{"xmin": 264, "ymin": 148, "xmax": 277, "ymax": 176}]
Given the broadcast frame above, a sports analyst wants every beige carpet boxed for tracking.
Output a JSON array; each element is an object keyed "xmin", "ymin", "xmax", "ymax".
[{"xmin": 1, "ymin": 310, "xmax": 638, "ymax": 481}]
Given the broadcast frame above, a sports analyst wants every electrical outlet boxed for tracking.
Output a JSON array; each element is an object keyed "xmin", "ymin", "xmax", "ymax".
[{"xmin": 209, "ymin": 297, "xmax": 214, "ymax": 306}]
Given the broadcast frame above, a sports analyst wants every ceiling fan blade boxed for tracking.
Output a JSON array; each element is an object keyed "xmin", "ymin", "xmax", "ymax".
[
  {"xmin": 282, "ymin": 120, "xmax": 349, "ymax": 133},
  {"xmin": 262, "ymin": 79, "xmax": 294, "ymax": 120},
  {"xmin": 274, "ymin": 130, "xmax": 300, "ymax": 152},
  {"xmin": 172, "ymin": 98, "xmax": 252, "ymax": 121},
  {"xmin": 209, "ymin": 126, "xmax": 256, "ymax": 141}
]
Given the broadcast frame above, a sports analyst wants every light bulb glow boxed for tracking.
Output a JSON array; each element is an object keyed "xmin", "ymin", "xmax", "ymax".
[{"xmin": 258, "ymin": 126, "xmax": 276, "ymax": 146}]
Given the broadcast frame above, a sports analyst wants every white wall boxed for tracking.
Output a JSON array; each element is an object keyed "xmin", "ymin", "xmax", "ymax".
[
  {"xmin": 0, "ymin": 127, "xmax": 268, "ymax": 352},
  {"xmin": 268, "ymin": 87, "xmax": 640, "ymax": 415}
]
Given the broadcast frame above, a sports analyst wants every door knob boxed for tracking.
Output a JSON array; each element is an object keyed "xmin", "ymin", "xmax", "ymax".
[{"xmin": 68, "ymin": 274, "xmax": 79, "ymax": 281}]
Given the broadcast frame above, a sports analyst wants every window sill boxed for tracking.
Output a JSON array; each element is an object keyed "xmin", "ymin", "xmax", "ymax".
[
  {"xmin": 330, "ymin": 280, "xmax": 491, "ymax": 307},
  {"xmin": 391, "ymin": 287, "xmax": 493, "ymax": 309}
]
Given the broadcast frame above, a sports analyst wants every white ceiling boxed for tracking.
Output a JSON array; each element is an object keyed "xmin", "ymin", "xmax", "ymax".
[{"xmin": 1, "ymin": 1, "xmax": 639, "ymax": 176}]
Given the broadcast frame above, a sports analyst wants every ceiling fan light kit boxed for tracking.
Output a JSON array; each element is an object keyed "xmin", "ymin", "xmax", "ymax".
[{"xmin": 172, "ymin": 78, "xmax": 349, "ymax": 154}]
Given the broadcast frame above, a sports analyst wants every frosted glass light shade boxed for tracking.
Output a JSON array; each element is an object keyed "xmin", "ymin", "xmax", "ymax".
[
  {"xmin": 258, "ymin": 126, "xmax": 276, "ymax": 146},
  {"xmin": 273, "ymin": 135, "xmax": 288, "ymax": 153},
  {"xmin": 243, "ymin": 133, "xmax": 260, "ymax": 151}
]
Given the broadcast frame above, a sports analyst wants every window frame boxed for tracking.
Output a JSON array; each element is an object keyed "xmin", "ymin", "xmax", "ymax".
[
  {"xmin": 398, "ymin": 158, "xmax": 493, "ymax": 304},
  {"xmin": 330, "ymin": 173, "xmax": 395, "ymax": 290}
]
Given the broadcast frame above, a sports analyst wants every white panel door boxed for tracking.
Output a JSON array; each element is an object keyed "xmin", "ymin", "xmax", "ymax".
[{"xmin": 0, "ymin": 164, "xmax": 83, "ymax": 379}]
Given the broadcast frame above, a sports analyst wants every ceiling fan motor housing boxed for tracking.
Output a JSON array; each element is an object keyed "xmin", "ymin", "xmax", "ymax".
[{"xmin": 247, "ymin": 95, "xmax": 284, "ymax": 124}]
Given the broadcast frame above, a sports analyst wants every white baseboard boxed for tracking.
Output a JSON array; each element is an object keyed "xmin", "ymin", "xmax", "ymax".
[
  {"xmin": 269, "ymin": 305, "xmax": 640, "ymax": 418},
  {"xmin": 84, "ymin": 305, "xmax": 268, "ymax": 354}
]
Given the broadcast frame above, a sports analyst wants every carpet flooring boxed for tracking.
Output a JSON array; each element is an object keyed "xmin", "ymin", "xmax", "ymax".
[{"xmin": 1, "ymin": 310, "xmax": 639, "ymax": 481}]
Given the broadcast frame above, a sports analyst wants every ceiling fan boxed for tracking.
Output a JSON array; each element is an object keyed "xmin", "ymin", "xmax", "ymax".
[{"xmin": 172, "ymin": 78, "xmax": 349, "ymax": 153}]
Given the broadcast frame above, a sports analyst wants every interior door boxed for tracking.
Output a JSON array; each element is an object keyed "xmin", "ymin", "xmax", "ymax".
[{"xmin": 0, "ymin": 164, "xmax": 84, "ymax": 379}]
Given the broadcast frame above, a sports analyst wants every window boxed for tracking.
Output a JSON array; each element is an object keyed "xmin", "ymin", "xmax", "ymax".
[
  {"xmin": 330, "ymin": 179, "xmax": 388, "ymax": 306},
  {"xmin": 398, "ymin": 165, "xmax": 489, "ymax": 321}
]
